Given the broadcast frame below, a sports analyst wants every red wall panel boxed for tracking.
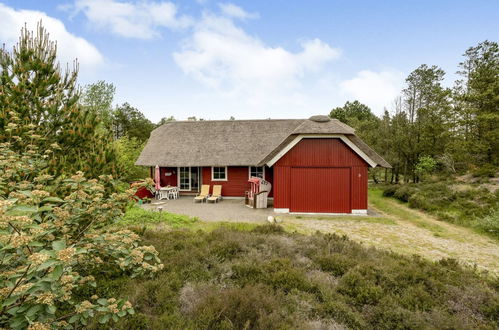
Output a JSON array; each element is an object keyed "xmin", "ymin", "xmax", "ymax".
[
  {"xmin": 200, "ymin": 166, "xmax": 274, "ymax": 197},
  {"xmin": 290, "ymin": 167, "xmax": 350, "ymax": 213},
  {"xmin": 276, "ymin": 138, "xmax": 367, "ymax": 167},
  {"xmin": 273, "ymin": 166, "xmax": 290, "ymax": 208},
  {"xmin": 202, "ymin": 166, "xmax": 248, "ymax": 196},
  {"xmin": 159, "ymin": 167, "xmax": 177, "ymax": 187},
  {"xmin": 351, "ymin": 166, "xmax": 368, "ymax": 210}
]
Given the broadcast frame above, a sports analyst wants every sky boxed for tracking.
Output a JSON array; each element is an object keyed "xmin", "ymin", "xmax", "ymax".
[{"xmin": 0, "ymin": 0, "xmax": 498, "ymax": 121}]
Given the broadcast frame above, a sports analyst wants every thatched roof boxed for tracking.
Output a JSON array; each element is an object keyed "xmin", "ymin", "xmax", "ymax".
[{"xmin": 135, "ymin": 117, "xmax": 391, "ymax": 168}]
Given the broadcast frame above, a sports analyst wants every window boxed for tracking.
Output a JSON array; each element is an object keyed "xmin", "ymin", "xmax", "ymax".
[
  {"xmin": 249, "ymin": 166, "xmax": 264, "ymax": 179},
  {"xmin": 179, "ymin": 167, "xmax": 190, "ymax": 190},
  {"xmin": 212, "ymin": 166, "xmax": 227, "ymax": 181}
]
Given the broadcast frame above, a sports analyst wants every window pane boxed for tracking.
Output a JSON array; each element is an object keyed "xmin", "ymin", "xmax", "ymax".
[
  {"xmin": 179, "ymin": 167, "xmax": 190, "ymax": 189},
  {"xmin": 250, "ymin": 166, "xmax": 264, "ymax": 178},
  {"xmin": 213, "ymin": 167, "xmax": 226, "ymax": 180}
]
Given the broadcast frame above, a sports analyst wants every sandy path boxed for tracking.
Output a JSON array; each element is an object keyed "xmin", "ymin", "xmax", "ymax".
[{"xmin": 283, "ymin": 196, "xmax": 499, "ymax": 276}]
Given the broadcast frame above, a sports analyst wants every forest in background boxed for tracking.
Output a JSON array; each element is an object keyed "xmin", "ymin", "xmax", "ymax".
[{"xmin": 330, "ymin": 41, "xmax": 498, "ymax": 183}]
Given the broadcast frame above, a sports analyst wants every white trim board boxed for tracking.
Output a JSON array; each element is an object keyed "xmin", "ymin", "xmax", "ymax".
[
  {"xmin": 266, "ymin": 134, "xmax": 377, "ymax": 168},
  {"xmin": 211, "ymin": 166, "xmax": 228, "ymax": 181},
  {"xmin": 273, "ymin": 209, "xmax": 368, "ymax": 216}
]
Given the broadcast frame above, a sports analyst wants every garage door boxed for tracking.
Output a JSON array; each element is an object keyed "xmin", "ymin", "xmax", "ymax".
[{"xmin": 290, "ymin": 167, "xmax": 350, "ymax": 213}]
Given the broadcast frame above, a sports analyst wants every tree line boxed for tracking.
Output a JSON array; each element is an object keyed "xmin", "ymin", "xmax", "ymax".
[{"xmin": 330, "ymin": 41, "xmax": 498, "ymax": 183}]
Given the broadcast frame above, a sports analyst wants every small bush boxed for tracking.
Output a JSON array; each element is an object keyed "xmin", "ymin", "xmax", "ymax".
[
  {"xmin": 393, "ymin": 185, "xmax": 418, "ymax": 202},
  {"xmin": 382, "ymin": 186, "xmax": 398, "ymax": 197},
  {"xmin": 337, "ymin": 268, "xmax": 384, "ymax": 305},
  {"xmin": 474, "ymin": 209, "xmax": 499, "ymax": 235},
  {"xmin": 185, "ymin": 284, "xmax": 301, "ymax": 329},
  {"xmin": 472, "ymin": 164, "xmax": 497, "ymax": 178},
  {"xmin": 251, "ymin": 224, "xmax": 286, "ymax": 234},
  {"xmin": 315, "ymin": 254, "xmax": 357, "ymax": 277}
]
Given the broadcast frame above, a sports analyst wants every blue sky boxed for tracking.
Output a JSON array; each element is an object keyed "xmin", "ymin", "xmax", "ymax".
[{"xmin": 1, "ymin": 0, "xmax": 498, "ymax": 121}]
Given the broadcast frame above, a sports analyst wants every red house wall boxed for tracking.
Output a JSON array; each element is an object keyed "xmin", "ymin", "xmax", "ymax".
[
  {"xmin": 201, "ymin": 166, "xmax": 274, "ymax": 197},
  {"xmin": 273, "ymin": 138, "xmax": 368, "ymax": 212},
  {"xmin": 159, "ymin": 167, "xmax": 178, "ymax": 187}
]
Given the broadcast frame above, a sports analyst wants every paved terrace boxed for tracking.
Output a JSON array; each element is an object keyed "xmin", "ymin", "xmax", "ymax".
[
  {"xmin": 142, "ymin": 197, "xmax": 276, "ymax": 223},
  {"xmin": 142, "ymin": 197, "xmax": 379, "ymax": 223}
]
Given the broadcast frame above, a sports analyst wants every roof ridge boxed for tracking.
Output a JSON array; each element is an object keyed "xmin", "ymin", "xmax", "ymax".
[{"xmin": 161, "ymin": 119, "xmax": 305, "ymax": 124}]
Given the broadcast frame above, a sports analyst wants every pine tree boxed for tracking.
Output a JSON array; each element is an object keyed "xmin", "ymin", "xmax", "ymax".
[
  {"xmin": 456, "ymin": 41, "xmax": 499, "ymax": 165},
  {"xmin": 0, "ymin": 22, "xmax": 119, "ymax": 178}
]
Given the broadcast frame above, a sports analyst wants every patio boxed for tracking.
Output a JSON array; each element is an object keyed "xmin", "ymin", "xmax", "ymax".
[{"xmin": 141, "ymin": 197, "xmax": 277, "ymax": 223}]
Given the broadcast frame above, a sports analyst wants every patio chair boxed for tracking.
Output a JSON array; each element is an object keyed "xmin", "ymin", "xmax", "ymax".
[
  {"xmin": 168, "ymin": 187, "xmax": 179, "ymax": 200},
  {"xmin": 207, "ymin": 185, "xmax": 222, "ymax": 203},
  {"xmin": 194, "ymin": 185, "xmax": 210, "ymax": 203}
]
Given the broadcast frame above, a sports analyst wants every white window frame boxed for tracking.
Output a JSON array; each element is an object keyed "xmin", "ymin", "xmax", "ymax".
[
  {"xmin": 248, "ymin": 166, "xmax": 265, "ymax": 179},
  {"xmin": 211, "ymin": 166, "xmax": 228, "ymax": 181},
  {"xmin": 177, "ymin": 167, "xmax": 191, "ymax": 191}
]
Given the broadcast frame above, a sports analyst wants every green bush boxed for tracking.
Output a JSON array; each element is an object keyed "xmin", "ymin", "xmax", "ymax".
[
  {"xmin": 337, "ymin": 267, "xmax": 384, "ymax": 305},
  {"xmin": 315, "ymin": 254, "xmax": 357, "ymax": 276},
  {"xmin": 474, "ymin": 209, "xmax": 499, "ymax": 235},
  {"xmin": 472, "ymin": 164, "xmax": 497, "ymax": 178},
  {"xmin": 94, "ymin": 226, "xmax": 498, "ymax": 329},
  {"xmin": 382, "ymin": 186, "xmax": 398, "ymax": 197},
  {"xmin": 185, "ymin": 284, "xmax": 301, "ymax": 329},
  {"xmin": 393, "ymin": 185, "xmax": 418, "ymax": 202}
]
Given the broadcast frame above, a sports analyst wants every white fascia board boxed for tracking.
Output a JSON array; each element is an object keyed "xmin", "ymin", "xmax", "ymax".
[{"xmin": 266, "ymin": 134, "xmax": 377, "ymax": 168}]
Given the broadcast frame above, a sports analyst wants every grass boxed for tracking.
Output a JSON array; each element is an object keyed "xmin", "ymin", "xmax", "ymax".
[
  {"xmin": 369, "ymin": 188, "xmax": 448, "ymax": 235},
  {"xmin": 118, "ymin": 205, "xmax": 198, "ymax": 228},
  {"xmin": 81, "ymin": 225, "xmax": 499, "ymax": 329},
  {"xmin": 375, "ymin": 181, "xmax": 499, "ymax": 239},
  {"xmin": 292, "ymin": 214, "xmax": 397, "ymax": 225}
]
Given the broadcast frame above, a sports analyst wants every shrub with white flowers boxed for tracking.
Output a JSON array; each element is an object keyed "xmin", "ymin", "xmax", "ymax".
[{"xmin": 0, "ymin": 135, "xmax": 163, "ymax": 328}]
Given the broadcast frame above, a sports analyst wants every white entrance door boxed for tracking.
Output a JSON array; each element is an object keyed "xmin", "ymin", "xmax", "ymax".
[
  {"xmin": 178, "ymin": 167, "xmax": 191, "ymax": 191},
  {"xmin": 178, "ymin": 167, "xmax": 200, "ymax": 191}
]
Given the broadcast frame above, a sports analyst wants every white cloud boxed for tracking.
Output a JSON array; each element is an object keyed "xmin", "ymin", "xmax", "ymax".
[
  {"xmin": 70, "ymin": 0, "xmax": 192, "ymax": 39},
  {"xmin": 218, "ymin": 3, "xmax": 258, "ymax": 19},
  {"xmin": 0, "ymin": 3, "xmax": 103, "ymax": 70},
  {"xmin": 173, "ymin": 14, "xmax": 340, "ymax": 111},
  {"xmin": 340, "ymin": 70, "xmax": 405, "ymax": 113}
]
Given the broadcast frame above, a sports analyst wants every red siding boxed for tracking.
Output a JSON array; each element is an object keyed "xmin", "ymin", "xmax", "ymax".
[
  {"xmin": 274, "ymin": 138, "xmax": 369, "ymax": 213},
  {"xmin": 274, "ymin": 166, "xmax": 290, "ymax": 208},
  {"xmin": 159, "ymin": 167, "xmax": 178, "ymax": 187},
  {"xmin": 201, "ymin": 166, "xmax": 274, "ymax": 197},
  {"xmin": 277, "ymin": 138, "xmax": 366, "ymax": 167},
  {"xmin": 290, "ymin": 168, "xmax": 350, "ymax": 213},
  {"xmin": 351, "ymin": 166, "xmax": 368, "ymax": 210}
]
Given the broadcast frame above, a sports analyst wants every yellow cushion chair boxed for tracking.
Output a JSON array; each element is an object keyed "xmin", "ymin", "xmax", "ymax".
[
  {"xmin": 194, "ymin": 185, "xmax": 210, "ymax": 203},
  {"xmin": 207, "ymin": 185, "xmax": 222, "ymax": 203}
]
